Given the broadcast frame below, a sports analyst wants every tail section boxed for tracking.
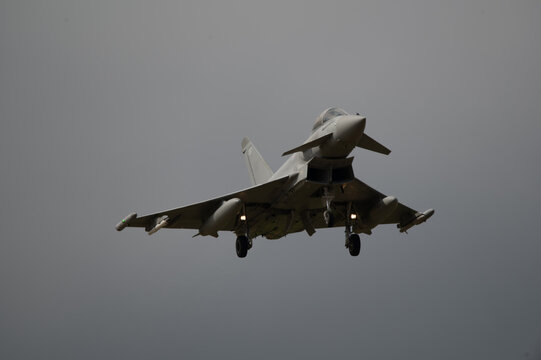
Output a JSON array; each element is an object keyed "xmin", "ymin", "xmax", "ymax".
[{"xmin": 241, "ymin": 138, "xmax": 274, "ymax": 185}]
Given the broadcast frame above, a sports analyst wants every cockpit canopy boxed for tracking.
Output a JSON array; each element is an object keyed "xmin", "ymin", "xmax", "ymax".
[{"xmin": 312, "ymin": 107, "xmax": 349, "ymax": 131}]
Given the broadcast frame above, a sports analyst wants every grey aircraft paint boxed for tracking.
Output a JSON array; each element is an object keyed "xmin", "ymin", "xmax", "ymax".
[
  {"xmin": 3, "ymin": 1, "xmax": 540, "ymax": 359},
  {"xmin": 117, "ymin": 108, "xmax": 434, "ymax": 257}
]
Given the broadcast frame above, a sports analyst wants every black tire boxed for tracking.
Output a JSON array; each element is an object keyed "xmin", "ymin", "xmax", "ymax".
[
  {"xmin": 348, "ymin": 234, "xmax": 361, "ymax": 256},
  {"xmin": 236, "ymin": 235, "xmax": 249, "ymax": 258}
]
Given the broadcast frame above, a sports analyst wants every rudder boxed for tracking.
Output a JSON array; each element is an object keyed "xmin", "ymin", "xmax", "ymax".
[{"xmin": 241, "ymin": 137, "xmax": 274, "ymax": 185}]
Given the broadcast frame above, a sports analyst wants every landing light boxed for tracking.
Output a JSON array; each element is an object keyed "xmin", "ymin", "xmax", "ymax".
[
  {"xmin": 350, "ymin": 213, "xmax": 357, "ymax": 220},
  {"xmin": 240, "ymin": 215, "xmax": 247, "ymax": 221}
]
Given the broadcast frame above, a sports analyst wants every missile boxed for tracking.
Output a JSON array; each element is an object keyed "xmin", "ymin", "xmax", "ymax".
[
  {"xmin": 399, "ymin": 209, "xmax": 435, "ymax": 233},
  {"xmin": 115, "ymin": 212, "xmax": 137, "ymax": 231},
  {"xmin": 199, "ymin": 198, "xmax": 243, "ymax": 237},
  {"xmin": 148, "ymin": 216, "xmax": 169, "ymax": 235},
  {"xmin": 368, "ymin": 196, "xmax": 398, "ymax": 226}
]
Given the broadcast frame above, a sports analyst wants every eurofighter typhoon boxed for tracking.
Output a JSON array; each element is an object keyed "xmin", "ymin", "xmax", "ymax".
[{"xmin": 116, "ymin": 108, "xmax": 434, "ymax": 257}]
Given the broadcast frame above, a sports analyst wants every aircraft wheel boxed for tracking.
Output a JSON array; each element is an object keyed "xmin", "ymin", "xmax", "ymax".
[
  {"xmin": 348, "ymin": 234, "xmax": 361, "ymax": 256},
  {"xmin": 324, "ymin": 210, "xmax": 334, "ymax": 227},
  {"xmin": 236, "ymin": 235, "xmax": 249, "ymax": 258}
]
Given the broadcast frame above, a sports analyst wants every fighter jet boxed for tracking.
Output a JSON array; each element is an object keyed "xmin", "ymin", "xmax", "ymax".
[{"xmin": 116, "ymin": 107, "xmax": 434, "ymax": 257}]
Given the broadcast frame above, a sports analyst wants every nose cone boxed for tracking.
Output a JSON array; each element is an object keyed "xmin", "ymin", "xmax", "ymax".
[{"xmin": 336, "ymin": 115, "xmax": 366, "ymax": 143}]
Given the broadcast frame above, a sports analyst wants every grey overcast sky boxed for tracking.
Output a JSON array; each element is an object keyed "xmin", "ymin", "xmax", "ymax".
[{"xmin": 1, "ymin": 0, "xmax": 540, "ymax": 359}]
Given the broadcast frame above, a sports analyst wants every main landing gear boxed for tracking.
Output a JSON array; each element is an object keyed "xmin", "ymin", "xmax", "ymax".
[
  {"xmin": 347, "ymin": 233, "xmax": 361, "ymax": 256},
  {"xmin": 345, "ymin": 205, "xmax": 361, "ymax": 256},
  {"xmin": 236, "ymin": 207, "xmax": 252, "ymax": 258},
  {"xmin": 235, "ymin": 235, "xmax": 250, "ymax": 258},
  {"xmin": 321, "ymin": 187, "xmax": 362, "ymax": 256}
]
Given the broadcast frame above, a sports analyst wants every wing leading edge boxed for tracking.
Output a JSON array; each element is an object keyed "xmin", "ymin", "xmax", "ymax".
[
  {"xmin": 306, "ymin": 178, "xmax": 434, "ymax": 234},
  {"xmin": 118, "ymin": 176, "xmax": 290, "ymax": 235},
  {"xmin": 347, "ymin": 179, "xmax": 420, "ymax": 225}
]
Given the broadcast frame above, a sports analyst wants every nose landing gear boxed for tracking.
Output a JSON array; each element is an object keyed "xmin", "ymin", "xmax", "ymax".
[
  {"xmin": 323, "ymin": 187, "xmax": 335, "ymax": 227},
  {"xmin": 323, "ymin": 210, "xmax": 334, "ymax": 227}
]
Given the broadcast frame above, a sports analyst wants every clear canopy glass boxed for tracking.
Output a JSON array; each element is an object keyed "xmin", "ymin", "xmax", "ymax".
[{"xmin": 312, "ymin": 107, "xmax": 348, "ymax": 131}]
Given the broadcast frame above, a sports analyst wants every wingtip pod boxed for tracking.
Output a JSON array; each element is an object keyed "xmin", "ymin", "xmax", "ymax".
[
  {"xmin": 398, "ymin": 208, "xmax": 434, "ymax": 233},
  {"xmin": 423, "ymin": 208, "xmax": 435, "ymax": 219},
  {"xmin": 115, "ymin": 212, "xmax": 137, "ymax": 231}
]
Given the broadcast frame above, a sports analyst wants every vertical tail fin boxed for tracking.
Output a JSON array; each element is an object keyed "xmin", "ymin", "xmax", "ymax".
[{"xmin": 241, "ymin": 137, "xmax": 274, "ymax": 185}]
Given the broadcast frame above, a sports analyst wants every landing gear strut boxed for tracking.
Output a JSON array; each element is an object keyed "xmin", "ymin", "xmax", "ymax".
[{"xmin": 324, "ymin": 210, "xmax": 334, "ymax": 227}]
